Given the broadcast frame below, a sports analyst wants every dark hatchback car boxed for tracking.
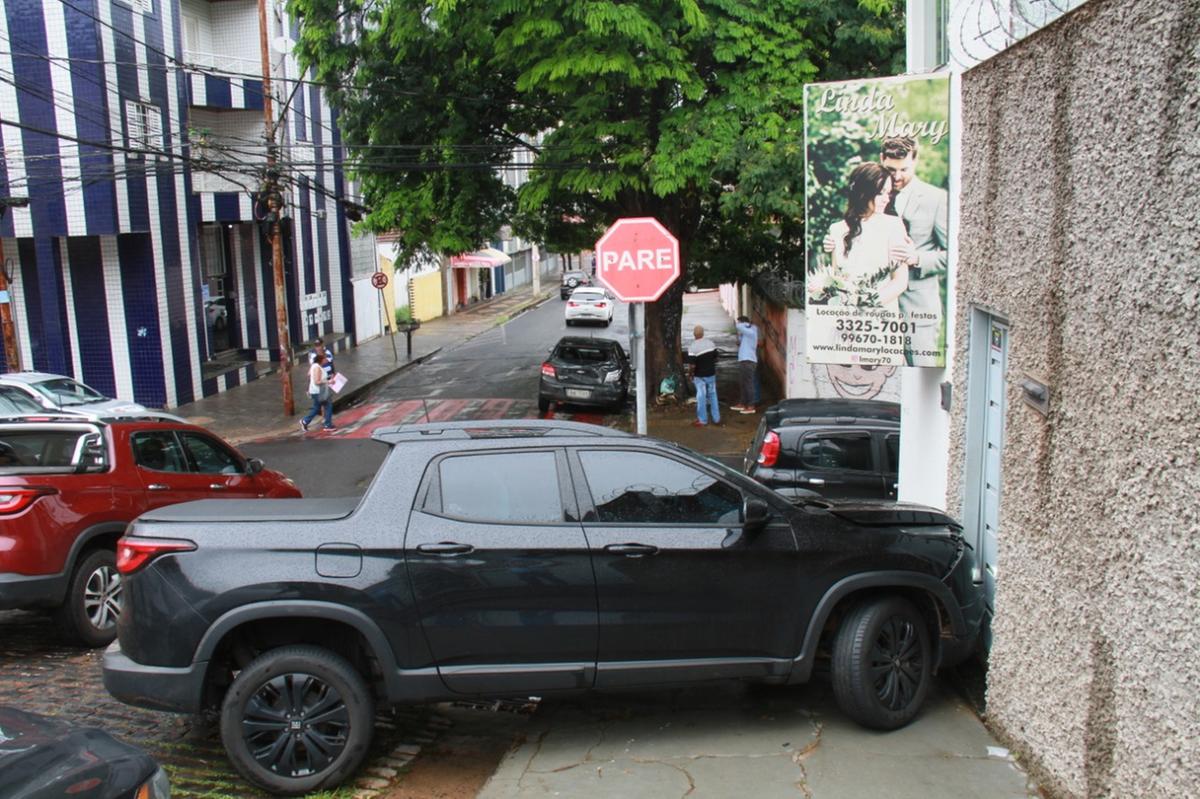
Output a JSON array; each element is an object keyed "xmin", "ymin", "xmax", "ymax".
[
  {"xmin": 105, "ymin": 420, "xmax": 982, "ymax": 795},
  {"xmin": 0, "ymin": 706, "xmax": 169, "ymax": 799},
  {"xmin": 745, "ymin": 399, "xmax": 901, "ymax": 502},
  {"xmin": 538, "ymin": 336, "xmax": 630, "ymax": 413}
]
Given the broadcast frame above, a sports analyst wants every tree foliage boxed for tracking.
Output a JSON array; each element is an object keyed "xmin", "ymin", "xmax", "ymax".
[{"xmin": 290, "ymin": 0, "xmax": 903, "ymax": 387}]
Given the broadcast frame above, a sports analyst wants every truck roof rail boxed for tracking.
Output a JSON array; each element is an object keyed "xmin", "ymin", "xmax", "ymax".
[{"xmin": 372, "ymin": 419, "xmax": 631, "ymax": 443}]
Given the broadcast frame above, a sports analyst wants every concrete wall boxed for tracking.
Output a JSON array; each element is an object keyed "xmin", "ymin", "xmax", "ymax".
[{"xmin": 952, "ymin": 0, "xmax": 1200, "ymax": 796}]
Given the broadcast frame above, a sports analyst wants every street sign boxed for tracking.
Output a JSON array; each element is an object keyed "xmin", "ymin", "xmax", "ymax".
[
  {"xmin": 594, "ymin": 217, "xmax": 681, "ymax": 303},
  {"xmin": 370, "ymin": 271, "xmax": 389, "ymax": 290}
]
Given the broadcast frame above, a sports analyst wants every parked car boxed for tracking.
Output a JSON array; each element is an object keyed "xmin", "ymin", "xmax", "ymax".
[
  {"xmin": 0, "ymin": 385, "xmax": 49, "ymax": 416},
  {"xmin": 0, "ymin": 372, "xmax": 148, "ymax": 417},
  {"xmin": 559, "ymin": 269, "xmax": 592, "ymax": 299},
  {"xmin": 104, "ymin": 419, "xmax": 982, "ymax": 796},
  {"xmin": 0, "ymin": 706, "xmax": 169, "ymax": 799},
  {"xmin": 538, "ymin": 336, "xmax": 630, "ymax": 413},
  {"xmin": 205, "ymin": 296, "xmax": 230, "ymax": 330},
  {"xmin": 744, "ymin": 399, "xmax": 901, "ymax": 502},
  {"xmin": 564, "ymin": 286, "xmax": 615, "ymax": 327},
  {"xmin": 0, "ymin": 414, "xmax": 300, "ymax": 647}
]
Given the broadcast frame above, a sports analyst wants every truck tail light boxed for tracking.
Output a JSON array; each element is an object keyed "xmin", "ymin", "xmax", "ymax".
[
  {"xmin": 116, "ymin": 537, "xmax": 196, "ymax": 575},
  {"xmin": 0, "ymin": 486, "xmax": 57, "ymax": 515},
  {"xmin": 541, "ymin": 362, "xmax": 557, "ymax": 378},
  {"xmin": 757, "ymin": 431, "xmax": 781, "ymax": 467}
]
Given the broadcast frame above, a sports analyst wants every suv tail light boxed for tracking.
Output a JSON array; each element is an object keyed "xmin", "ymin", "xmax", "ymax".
[
  {"xmin": 0, "ymin": 486, "xmax": 57, "ymax": 515},
  {"xmin": 116, "ymin": 537, "xmax": 196, "ymax": 575},
  {"xmin": 541, "ymin": 362, "xmax": 557, "ymax": 378},
  {"xmin": 757, "ymin": 431, "xmax": 781, "ymax": 467},
  {"xmin": 595, "ymin": 302, "xmax": 606, "ymax": 308},
  {"xmin": 567, "ymin": 301, "xmax": 578, "ymax": 308}
]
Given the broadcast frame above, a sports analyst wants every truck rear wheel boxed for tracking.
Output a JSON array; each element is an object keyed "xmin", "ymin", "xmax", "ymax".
[
  {"xmin": 220, "ymin": 645, "xmax": 375, "ymax": 796},
  {"xmin": 55, "ymin": 548, "xmax": 121, "ymax": 647}
]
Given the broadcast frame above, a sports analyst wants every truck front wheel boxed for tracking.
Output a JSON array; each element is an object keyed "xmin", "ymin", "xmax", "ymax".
[
  {"xmin": 220, "ymin": 645, "xmax": 375, "ymax": 796},
  {"xmin": 831, "ymin": 596, "xmax": 932, "ymax": 730}
]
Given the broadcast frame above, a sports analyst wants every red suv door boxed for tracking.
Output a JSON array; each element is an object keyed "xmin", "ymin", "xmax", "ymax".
[
  {"xmin": 176, "ymin": 430, "xmax": 269, "ymax": 497},
  {"xmin": 129, "ymin": 430, "xmax": 214, "ymax": 507}
]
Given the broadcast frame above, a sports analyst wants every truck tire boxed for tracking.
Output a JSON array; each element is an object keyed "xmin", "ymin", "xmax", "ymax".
[
  {"xmin": 220, "ymin": 645, "xmax": 375, "ymax": 796},
  {"xmin": 55, "ymin": 548, "xmax": 121, "ymax": 648},
  {"xmin": 831, "ymin": 596, "xmax": 931, "ymax": 730}
]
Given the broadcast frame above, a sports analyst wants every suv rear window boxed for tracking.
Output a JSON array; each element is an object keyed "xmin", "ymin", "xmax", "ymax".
[
  {"xmin": 799, "ymin": 432, "xmax": 874, "ymax": 472},
  {"xmin": 0, "ymin": 429, "xmax": 97, "ymax": 470}
]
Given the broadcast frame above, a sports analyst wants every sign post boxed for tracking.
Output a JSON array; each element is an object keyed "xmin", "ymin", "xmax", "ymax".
[
  {"xmin": 594, "ymin": 217, "xmax": 681, "ymax": 435},
  {"xmin": 371, "ymin": 271, "xmax": 397, "ymax": 362}
]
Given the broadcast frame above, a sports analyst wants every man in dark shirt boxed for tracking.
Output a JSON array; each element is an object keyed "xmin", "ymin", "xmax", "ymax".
[{"xmin": 686, "ymin": 325, "xmax": 720, "ymax": 426}]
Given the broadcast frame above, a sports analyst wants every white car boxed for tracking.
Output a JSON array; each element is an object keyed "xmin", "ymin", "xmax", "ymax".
[
  {"xmin": 0, "ymin": 372, "xmax": 151, "ymax": 417},
  {"xmin": 565, "ymin": 287, "xmax": 615, "ymax": 327}
]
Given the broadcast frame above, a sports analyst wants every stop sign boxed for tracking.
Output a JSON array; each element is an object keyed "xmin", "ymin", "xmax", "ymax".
[{"xmin": 594, "ymin": 217, "xmax": 681, "ymax": 302}]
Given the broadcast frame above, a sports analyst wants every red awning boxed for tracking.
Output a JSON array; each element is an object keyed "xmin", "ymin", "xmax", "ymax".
[{"xmin": 450, "ymin": 247, "xmax": 511, "ymax": 268}]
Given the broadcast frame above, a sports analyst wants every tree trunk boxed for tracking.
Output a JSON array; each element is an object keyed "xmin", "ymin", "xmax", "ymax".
[{"xmin": 644, "ymin": 279, "xmax": 686, "ymax": 402}]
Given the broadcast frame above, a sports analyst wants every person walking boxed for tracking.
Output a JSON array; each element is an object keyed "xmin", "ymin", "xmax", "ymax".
[
  {"xmin": 309, "ymin": 338, "xmax": 335, "ymax": 379},
  {"xmin": 300, "ymin": 353, "xmax": 335, "ymax": 432},
  {"xmin": 686, "ymin": 325, "xmax": 720, "ymax": 427},
  {"xmin": 732, "ymin": 315, "xmax": 759, "ymax": 414}
]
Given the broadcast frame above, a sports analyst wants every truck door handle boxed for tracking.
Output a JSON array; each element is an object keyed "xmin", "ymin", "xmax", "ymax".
[
  {"xmin": 604, "ymin": 543, "xmax": 658, "ymax": 557},
  {"xmin": 148, "ymin": 484, "xmax": 170, "ymax": 491},
  {"xmin": 415, "ymin": 542, "xmax": 474, "ymax": 556}
]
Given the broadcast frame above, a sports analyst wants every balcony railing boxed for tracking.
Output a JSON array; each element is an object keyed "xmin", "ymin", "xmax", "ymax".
[{"xmin": 184, "ymin": 50, "xmax": 262, "ymax": 78}]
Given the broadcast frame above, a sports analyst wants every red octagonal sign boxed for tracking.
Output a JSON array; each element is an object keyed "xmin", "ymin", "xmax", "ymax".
[{"xmin": 594, "ymin": 217, "xmax": 681, "ymax": 303}]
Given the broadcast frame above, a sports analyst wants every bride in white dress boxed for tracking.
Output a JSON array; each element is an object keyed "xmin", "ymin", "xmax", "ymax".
[{"xmin": 826, "ymin": 163, "xmax": 908, "ymax": 314}]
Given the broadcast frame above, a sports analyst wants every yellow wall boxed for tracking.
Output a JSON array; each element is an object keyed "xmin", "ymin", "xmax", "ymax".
[
  {"xmin": 409, "ymin": 270, "xmax": 444, "ymax": 321},
  {"xmin": 376, "ymin": 254, "xmax": 398, "ymax": 328}
]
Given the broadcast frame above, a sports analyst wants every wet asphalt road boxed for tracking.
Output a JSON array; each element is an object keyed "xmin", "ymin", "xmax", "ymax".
[{"xmin": 241, "ymin": 296, "xmax": 631, "ymax": 497}]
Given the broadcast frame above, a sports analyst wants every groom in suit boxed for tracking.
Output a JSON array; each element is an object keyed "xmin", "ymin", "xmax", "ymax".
[{"xmin": 880, "ymin": 136, "xmax": 948, "ymax": 367}]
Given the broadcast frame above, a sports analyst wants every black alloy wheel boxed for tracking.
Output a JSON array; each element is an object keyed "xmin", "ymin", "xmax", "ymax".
[
  {"xmin": 221, "ymin": 646, "xmax": 374, "ymax": 795},
  {"xmin": 831, "ymin": 596, "xmax": 931, "ymax": 730}
]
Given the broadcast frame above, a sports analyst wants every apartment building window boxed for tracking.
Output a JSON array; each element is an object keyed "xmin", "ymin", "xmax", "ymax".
[
  {"xmin": 117, "ymin": 0, "xmax": 154, "ymax": 14},
  {"xmin": 125, "ymin": 101, "xmax": 163, "ymax": 158}
]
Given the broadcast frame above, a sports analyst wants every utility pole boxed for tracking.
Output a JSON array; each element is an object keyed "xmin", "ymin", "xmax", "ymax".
[
  {"xmin": 0, "ymin": 197, "xmax": 28, "ymax": 372},
  {"xmin": 259, "ymin": 0, "xmax": 293, "ymax": 415}
]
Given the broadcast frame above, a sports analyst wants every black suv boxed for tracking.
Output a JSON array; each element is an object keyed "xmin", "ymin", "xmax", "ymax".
[
  {"xmin": 745, "ymin": 399, "xmax": 901, "ymax": 502},
  {"xmin": 560, "ymin": 269, "xmax": 591, "ymax": 299},
  {"xmin": 104, "ymin": 420, "xmax": 981, "ymax": 796}
]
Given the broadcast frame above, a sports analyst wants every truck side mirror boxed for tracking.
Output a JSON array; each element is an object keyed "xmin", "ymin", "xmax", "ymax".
[{"xmin": 743, "ymin": 497, "xmax": 770, "ymax": 534}]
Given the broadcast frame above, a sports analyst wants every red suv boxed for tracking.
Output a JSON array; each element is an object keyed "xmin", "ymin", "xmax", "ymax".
[{"xmin": 0, "ymin": 415, "xmax": 301, "ymax": 646}]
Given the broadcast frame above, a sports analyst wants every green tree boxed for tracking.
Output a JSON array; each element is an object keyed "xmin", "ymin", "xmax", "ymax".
[{"xmin": 290, "ymin": 0, "xmax": 903, "ymax": 392}]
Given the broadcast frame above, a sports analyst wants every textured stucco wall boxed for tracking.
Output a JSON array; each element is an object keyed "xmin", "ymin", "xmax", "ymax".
[{"xmin": 950, "ymin": 0, "xmax": 1200, "ymax": 796}]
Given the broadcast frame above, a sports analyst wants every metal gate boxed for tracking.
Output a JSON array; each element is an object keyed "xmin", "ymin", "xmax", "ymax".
[{"xmin": 963, "ymin": 310, "xmax": 1008, "ymax": 651}]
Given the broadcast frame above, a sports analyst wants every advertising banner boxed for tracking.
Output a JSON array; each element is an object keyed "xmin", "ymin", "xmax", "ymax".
[{"xmin": 804, "ymin": 73, "xmax": 950, "ymax": 368}]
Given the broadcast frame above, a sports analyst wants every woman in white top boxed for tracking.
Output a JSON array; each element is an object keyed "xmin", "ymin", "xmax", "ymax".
[
  {"xmin": 826, "ymin": 162, "xmax": 909, "ymax": 314},
  {"xmin": 300, "ymin": 353, "xmax": 335, "ymax": 432}
]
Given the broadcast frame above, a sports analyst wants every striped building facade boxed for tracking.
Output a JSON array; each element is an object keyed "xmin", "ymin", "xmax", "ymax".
[{"xmin": 0, "ymin": 0, "xmax": 363, "ymax": 408}]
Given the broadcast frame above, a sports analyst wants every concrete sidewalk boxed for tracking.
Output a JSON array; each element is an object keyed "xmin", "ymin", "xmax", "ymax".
[{"xmin": 178, "ymin": 286, "xmax": 554, "ymax": 445}]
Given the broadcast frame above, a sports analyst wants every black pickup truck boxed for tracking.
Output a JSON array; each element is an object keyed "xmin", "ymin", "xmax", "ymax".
[{"xmin": 103, "ymin": 420, "xmax": 983, "ymax": 796}]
